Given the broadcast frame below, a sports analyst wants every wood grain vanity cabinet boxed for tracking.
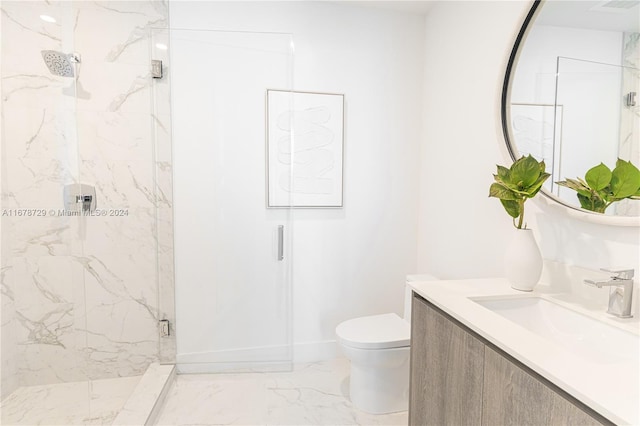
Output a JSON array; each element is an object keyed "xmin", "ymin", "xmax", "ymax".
[
  {"xmin": 409, "ymin": 293, "xmax": 484, "ymax": 425},
  {"xmin": 409, "ymin": 294, "xmax": 613, "ymax": 426}
]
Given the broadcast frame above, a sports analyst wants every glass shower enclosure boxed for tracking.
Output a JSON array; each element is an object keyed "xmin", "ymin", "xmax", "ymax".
[
  {"xmin": 162, "ymin": 29, "xmax": 295, "ymax": 373},
  {"xmin": 1, "ymin": 1, "xmax": 167, "ymax": 423},
  {"xmin": 553, "ymin": 56, "xmax": 640, "ymax": 215}
]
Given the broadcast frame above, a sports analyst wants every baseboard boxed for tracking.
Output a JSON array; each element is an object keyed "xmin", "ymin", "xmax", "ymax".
[{"xmin": 175, "ymin": 340, "xmax": 341, "ymax": 373}]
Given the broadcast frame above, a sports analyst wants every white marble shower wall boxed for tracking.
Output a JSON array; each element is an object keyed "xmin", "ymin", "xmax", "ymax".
[
  {"xmin": 617, "ymin": 32, "xmax": 640, "ymax": 216},
  {"xmin": 0, "ymin": 0, "xmax": 174, "ymax": 398}
]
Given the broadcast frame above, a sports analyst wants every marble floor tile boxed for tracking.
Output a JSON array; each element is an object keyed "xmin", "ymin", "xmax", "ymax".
[
  {"xmin": 0, "ymin": 375, "xmax": 140, "ymax": 425},
  {"xmin": 154, "ymin": 358, "xmax": 408, "ymax": 426}
]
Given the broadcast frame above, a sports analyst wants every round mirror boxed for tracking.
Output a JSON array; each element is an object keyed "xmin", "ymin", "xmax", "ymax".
[{"xmin": 502, "ymin": 0, "xmax": 640, "ymax": 223}]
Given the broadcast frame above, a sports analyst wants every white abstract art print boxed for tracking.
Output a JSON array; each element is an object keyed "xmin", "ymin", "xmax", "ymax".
[{"xmin": 267, "ymin": 90, "xmax": 344, "ymax": 207}]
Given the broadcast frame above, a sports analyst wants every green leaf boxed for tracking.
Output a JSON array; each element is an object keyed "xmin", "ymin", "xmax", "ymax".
[
  {"xmin": 617, "ymin": 158, "xmax": 639, "ymax": 171},
  {"xmin": 596, "ymin": 188, "xmax": 610, "ymax": 200},
  {"xmin": 491, "ymin": 156, "xmax": 546, "ymax": 225},
  {"xmin": 584, "ymin": 163, "xmax": 612, "ymax": 191},
  {"xmin": 558, "ymin": 159, "xmax": 640, "ymax": 212},
  {"xmin": 538, "ymin": 160, "xmax": 547, "ymax": 174},
  {"xmin": 496, "ymin": 165, "xmax": 510, "ymax": 183},
  {"xmin": 557, "ymin": 178, "xmax": 591, "ymax": 197},
  {"xmin": 576, "ymin": 193, "xmax": 604, "ymax": 213},
  {"xmin": 511, "ymin": 155, "xmax": 542, "ymax": 189},
  {"xmin": 489, "ymin": 183, "xmax": 519, "ymax": 201},
  {"xmin": 500, "ymin": 199, "xmax": 520, "ymax": 218},
  {"xmin": 611, "ymin": 159, "xmax": 640, "ymax": 199},
  {"xmin": 498, "ymin": 180, "xmax": 534, "ymax": 196},
  {"xmin": 576, "ymin": 193, "xmax": 607, "ymax": 213},
  {"xmin": 527, "ymin": 172, "xmax": 551, "ymax": 198},
  {"xmin": 576, "ymin": 193, "xmax": 592, "ymax": 210}
]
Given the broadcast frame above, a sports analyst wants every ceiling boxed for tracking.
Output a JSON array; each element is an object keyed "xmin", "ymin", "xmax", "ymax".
[
  {"xmin": 313, "ymin": 0, "xmax": 640, "ymax": 30},
  {"xmin": 332, "ymin": 0, "xmax": 436, "ymax": 15},
  {"xmin": 536, "ymin": 0, "xmax": 640, "ymax": 32}
]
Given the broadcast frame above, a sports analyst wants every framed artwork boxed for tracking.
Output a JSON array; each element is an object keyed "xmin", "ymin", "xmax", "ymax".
[{"xmin": 266, "ymin": 89, "xmax": 344, "ymax": 208}]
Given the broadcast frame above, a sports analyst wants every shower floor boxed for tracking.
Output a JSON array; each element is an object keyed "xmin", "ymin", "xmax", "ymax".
[
  {"xmin": 0, "ymin": 375, "xmax": 141, "ymax": 425},
  {"xmin": 0, "ymin": 363, "xmax": 174, "ymax": 426},
  {"xmin": 155, "ymin": 358, "xmax": 408, "ymax": 426}
]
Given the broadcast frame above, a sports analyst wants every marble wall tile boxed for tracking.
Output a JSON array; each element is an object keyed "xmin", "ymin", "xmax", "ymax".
[
  {"xmin": 76, "ymin": 111, "xmax": 155, "ymax": 162},
  {"xmin": 12, "ymin": 255, "xmax": 88, "ymax": 386},
  {"xmin": 623, "ymin": 32, "xmax": 639, "ymax": 68},
  {"xmin": 78, "ymin": 212, "xmax": 160, "ymax": 379},
  {"xmin": 8, "ymin": 216, "xmax": 73, "ymax": 257},
  {"xmin": 153, "ymin": 113, "xmax": 172, "ymax": 163},
  {"xmin": 155, "ymin": 162, "xmax": 172, "ymax": 208},
  {"xmin": 3, "ymin": 158, "xmax": 77, "ymax": 209},
  {"xmin": 0, "ymin": 2, "xmax": 66, "ymax": 63},
  {"xmin": 74, "ymin": 1, "xmax": 167, "ymax": 66},
  {"xmin": 157, "ymin": 206, "xmax": 175, "ymax": 363},
  {"xmin": 2, "ymin": 106, "xmax": 75, "ymax": 161},
  {"xmin": 1, "ymin": 76, "xmax": 69, "ymax": 110},
  {"xmin": 1, "ymin": 0, "xmax": 173, "ymax": 392},
  {"xmin": 0, "ymin": 259, "xmax": 19, "ymax": 398},
  {"xmin": 79, "ymin": 160, "xmax": 156, "ymax": 210},
  {"xmin": 617, "ymin": 32, "xmax": 640, "ymax": 217},
  {"xmin": 73, "ymin": 62, "xmax": 153, "ymax": 114},
  {"xmin": 84, "ymin": 294, "xmax": 159, "ymax": 381}
]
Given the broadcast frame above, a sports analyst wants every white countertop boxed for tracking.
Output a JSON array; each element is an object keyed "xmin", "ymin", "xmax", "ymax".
[{"xmin": 408, "ymin": 278, "xmax": 640, "ymax": 425}]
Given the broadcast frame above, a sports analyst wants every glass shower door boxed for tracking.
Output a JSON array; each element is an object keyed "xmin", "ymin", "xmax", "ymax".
[
  {"xmin": 169, "ymin": 29, "xmax": 294, "ymax": 372},
  {"xmin": 554, "ymin": 57, "xmax": 640, "ymax": 215}
]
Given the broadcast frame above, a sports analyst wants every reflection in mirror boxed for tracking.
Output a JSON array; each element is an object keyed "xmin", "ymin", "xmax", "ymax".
[{"xmin": 507, "ymin": 0, "xmax": 639, "ymax": 217}]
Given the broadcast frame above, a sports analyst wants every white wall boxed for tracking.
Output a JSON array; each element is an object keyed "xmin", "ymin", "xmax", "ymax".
[
  {"xmin": 171, "ymin": 0, "xmax": 639, "ymax": 365},
  {"xmin": 512, "ymin": 25, "xmax": 622, "ymax": 104},
  {"xmin": 417, "ymin": 1, "xmax": 640, "ymax": 286},
  {"xmin": 170, "ymin": 1, "xmax": 424, "ymax": 361}
]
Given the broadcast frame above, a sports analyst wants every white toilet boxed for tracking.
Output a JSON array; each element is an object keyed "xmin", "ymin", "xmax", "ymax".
[{"xmin": 335, "ymin": 274, "xmax": 437, "ymax": 414}]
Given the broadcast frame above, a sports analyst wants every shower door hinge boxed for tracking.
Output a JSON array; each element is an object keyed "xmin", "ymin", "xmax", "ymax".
[
  {"xmin": 151, "ymin": 60, "xmax": 163, "ymax": 79},
  {"xmin": 159, "ymin": 319, "xmax": 171, "ymax": 337},
  {"xmin": 626, "ymin": 91, "xmax": 636, "ymax": 107}
]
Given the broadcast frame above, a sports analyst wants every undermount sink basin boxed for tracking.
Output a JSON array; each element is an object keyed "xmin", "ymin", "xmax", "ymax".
[{"xmin": 473, "ymin": 297, "xmax": 639, "ymax": 364}]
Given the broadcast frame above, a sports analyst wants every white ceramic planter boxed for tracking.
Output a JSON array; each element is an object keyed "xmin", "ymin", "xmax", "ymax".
[{"xmin": 504, "ymin": 228, "xmax": 543, "ymax": 291}]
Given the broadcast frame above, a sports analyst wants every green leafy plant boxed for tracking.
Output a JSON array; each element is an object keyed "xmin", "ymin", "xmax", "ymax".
[
  {"xmin": 556, "ymin": 159, "xmax": 640, "ymax": 213},
  {"xmin": 489, "ymin": 155, "xmax": 550, "ymax": 229}
]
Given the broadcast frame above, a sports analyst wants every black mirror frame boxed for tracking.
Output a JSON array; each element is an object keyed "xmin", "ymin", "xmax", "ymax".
[
  {"xmin": 500, "ymin": 0, "xmax": 542, "ymax": 164},
  {"xmin": 500, "ymin": 0, "xmax": 640, "ymax": 225}
]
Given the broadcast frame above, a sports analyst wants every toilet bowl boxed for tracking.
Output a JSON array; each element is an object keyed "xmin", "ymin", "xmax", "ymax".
[{"xmin": 335, "ymin": 274, "xmax": 436, "ymax": 414}]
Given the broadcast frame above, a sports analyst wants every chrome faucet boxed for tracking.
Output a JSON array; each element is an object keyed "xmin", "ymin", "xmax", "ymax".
[{"xmin": 584, "ymin": 268, "xmax": 634, "ymax": 318}]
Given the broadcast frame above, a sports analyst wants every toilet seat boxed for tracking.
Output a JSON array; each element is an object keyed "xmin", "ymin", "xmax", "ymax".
[{"xmin": 336, "ymin": 313, "xmax": 410, "ymax": 350}]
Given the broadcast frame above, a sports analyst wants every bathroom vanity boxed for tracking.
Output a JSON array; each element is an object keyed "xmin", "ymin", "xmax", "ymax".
[{"xmin": 408, "ymin": 278, "xmax": 639, "ymax": 425}]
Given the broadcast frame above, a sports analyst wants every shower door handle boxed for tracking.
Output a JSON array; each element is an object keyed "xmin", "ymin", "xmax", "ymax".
[{"xmin": 277, "ymin": 225, "xmax": 284, "ymax": 261}]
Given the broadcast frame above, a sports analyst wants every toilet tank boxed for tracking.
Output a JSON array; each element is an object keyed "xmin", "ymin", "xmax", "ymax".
[{"xmin": 404, "ymin": 274, "xmax": 438, "ymax": 323}]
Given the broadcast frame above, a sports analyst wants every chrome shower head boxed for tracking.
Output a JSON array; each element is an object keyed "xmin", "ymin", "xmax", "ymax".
[{"xmin": 41, "ymin": 50, "xmax": 78, "ymax": 77}]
